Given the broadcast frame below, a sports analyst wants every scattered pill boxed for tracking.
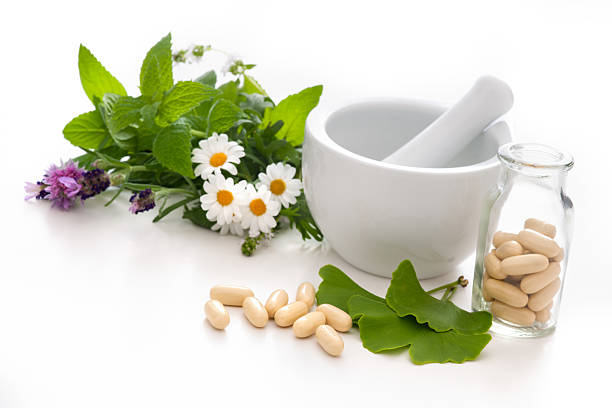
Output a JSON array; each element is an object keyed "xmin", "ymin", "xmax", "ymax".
[
  {"xmin": 242, "ymin": 297, "xmax": 268, "ymax": 328},
  {"xmin": 293, "ymin": 311, "xmax": 326, "ymax": 338},
  {"xmin": 210, "ymin": 285, "xmax": 254, "ymax": 306},
  {"xmin": 316, "ymin": 304, "xmax": 352, "ymax": 332},
  {"xmin": 520, "ymin": 262, "xmax": 561, "ymax": 294},
  {"xmin": 205, "ymin": 299, "xmax": 230, "ymax": 330},
  {"xmin": 316, "ymin": 325, "xmax": 344, "ymax": 357},
  {"xmin": 493, "ymin": 231, "xmax": 519, "ymax": 248},
  {"xmin": 524, "ymin": 218, "xmax": 556, "ymax": 238},
  {"xmin": 491, "ymin": 301, "xmax": 536, "ymax": 326},
  {"xmin": 264, "ymin": 289, "xmax": 289, "ymax": 318},
  {"xmin": 484, "ymin": 279, "xmax": 528, "ymax": 308},
  {"xmin": 500, "ymin": 254, "xmax": 549, "ymax": 276},
  {"xmin": 496, "ymin": 240, "xmax": 524, "ymax": 260},
  {"xmin": 274, "ymin": 301, "xmax": 309, "ymax": 327},
  {"xmin": 528, "ymin": 278, "xmax": 561, "ymax": 312},
  {"xmin": 485, "ymin": 251, "xmax": 506, "ymax": 279},
  {"xmin": 296, "ymin": 282, "xmax": 316, "ymax": 308},
  {"xmin": 517, "ymin": 229, "xmax": 561, "ymax": 258}
]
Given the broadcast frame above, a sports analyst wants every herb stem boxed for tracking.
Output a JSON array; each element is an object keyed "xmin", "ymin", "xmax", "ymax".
[
  {"xmin": 190, "ymin": 129, "xmax": 207, "ymax": 138},
  {"xmin": 426, "ymin": 276, "xmax": 466, "ymax": 295},
  {"xmin": 441, "ymin": 286, "xmax": 457, "ymax": 302}
]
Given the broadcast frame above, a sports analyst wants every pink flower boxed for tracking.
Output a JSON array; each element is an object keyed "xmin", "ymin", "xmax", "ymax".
[{"xmin": 41, "ymin": 160, "xmax": 85, "ymax": 210}]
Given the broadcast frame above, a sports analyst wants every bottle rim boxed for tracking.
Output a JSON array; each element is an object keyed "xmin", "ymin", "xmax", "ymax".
[{"xmin": 498, "ymin": 142, "xmax": 574, "ymax": 173}]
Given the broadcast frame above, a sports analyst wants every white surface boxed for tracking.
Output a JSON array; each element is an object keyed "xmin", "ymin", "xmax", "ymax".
[{"xmin": 1, "ymin": 0, "xmax": 611, "ymax": 406}]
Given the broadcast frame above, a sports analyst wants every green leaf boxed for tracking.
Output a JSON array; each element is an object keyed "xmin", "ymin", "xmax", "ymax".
[
  {"xmin": 111, "ymin": 127, "xmax": 138, "ymax": 152},
  {"xmin": 208, "ymin": 99, "xmax": 243, "ymax": 134},
  {"xmin": 242, "ymin": 75, "xmax": 268, "ymax": 96},
  {"xmin": 156, "ymin": 81, "xmax": 218, "ymax": 126},
  {"xmin": 78, "ymin": 44, "xmax": 127, "ymax": 104},
  {"xmin": 63, "ymin": 110, "xmax": 109, "ymax": 149},
  {"xmin": 315, "ymin": 265, "xmax": 384, "ymax": 314},
  {"xmin": 385, "ymin": 260, "xmax": 492, "ymax": 335},
  {"xmin": 216, "ymin": 80, "xmax": 240, "ymax": 103},
  {"xmin": 140, "ymin": 34, "xmax": 173, "ymax": 100},
  {"xmin": 262, "ymin": 85, "xmax": 322, "ymax": 146},
  {"xmin": 240, "ymin": 93, "xmax": 273, "ymax": 116},
  {"xmin": 348, "ymin": 296, "xmax": 492, "ymax": 365},
  {"xmin": 108, "ymin": 96, "xmax": 146, "ymax": 134},
  {"xmin": 152, "ymin": 124, "xmax": 194, "ymax": 178},
  {"xmin": 195, "ymin": 70, "xmax": 217, "ymax": 87},
  {"xmin": 183, "ymin": 204, "xmax": 215, "ymax": 229}
]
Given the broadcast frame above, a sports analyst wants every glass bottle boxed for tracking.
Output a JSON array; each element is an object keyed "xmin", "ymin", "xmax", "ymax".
[{"xmin": 472, "ymin": 142, "xmax": 574, "ymax": 337}]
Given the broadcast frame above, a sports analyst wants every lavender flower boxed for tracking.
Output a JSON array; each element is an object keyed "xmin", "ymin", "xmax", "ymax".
[
  {"xmin": 79, "ymin": 168, "xmax": 110, "ymax": 200},
  {"xmin": 38, "ymin": 160, "xmax": 85, "ymax": 210},
  {"xmin": 24, "ymin": 181, "xmax": 49, "ymax": 200},
  {"xmin": 129, "ymin": 189, "xmax": 155, "ymax": 214}
]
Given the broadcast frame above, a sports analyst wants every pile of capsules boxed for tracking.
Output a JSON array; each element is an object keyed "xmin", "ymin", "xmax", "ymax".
[
  {"xmin": 484, "ymin": 218, "xmax": 564, "ymax": 326},
  {"xmin": 204, "ymin": 282, "xmax": 351, "ymax": 357}
]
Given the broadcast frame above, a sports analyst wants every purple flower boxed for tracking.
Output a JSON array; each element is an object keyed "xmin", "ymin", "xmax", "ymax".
[
  {"xmin": 129, "ymin": 189, "xmax": 155, "ymax": 214},
  {"xmin": 79, "ymin": 168, "xmax": 110, "ymax": 200},
  {"xmin": 24, "ymin": 181, "xmax": 49, "ymax": 200},
  {"xmin": 41, "ymin": 160, "xmax": 85, "ymax": 210}
]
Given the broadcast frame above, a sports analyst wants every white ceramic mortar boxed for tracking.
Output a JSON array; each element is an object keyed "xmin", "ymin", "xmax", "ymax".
[{"xmin": 302, "ymin": 98, "xmax": 510, "ymax": 279}]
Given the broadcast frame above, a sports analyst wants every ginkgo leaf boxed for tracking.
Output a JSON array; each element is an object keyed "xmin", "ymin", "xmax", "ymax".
[{"xmin": 315, "ymin": 264, "xmax": 384, "ymax": 314}]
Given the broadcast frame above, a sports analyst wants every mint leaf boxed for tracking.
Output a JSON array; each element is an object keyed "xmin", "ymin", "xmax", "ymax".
[
  {"xmin": 262, "ymin": 85, "xmax": 322, "ymax": 146},
  {"xmin": 208, "ymin": 99, "xmax": 243, "ymax": 134},
  {"xmin": 195, "ymin": 70, "xmax": 217, "ymax": 87},
  {"xmin": 216, "ymin": 80, "xmax": 239, "ymax": 103},
  {"xmin": 156, "ymin": 81, "xmax": 218, "ymax": 126},
  {"xmin": 78, "ymin": 44, "xmax": 127, "ymax": 104},
  {"xmin": 385, "ymin": 260, "xmax": 492, "ymax": 335},
  {"xmin": 315, "ymin": 264, "xmax": 384, "ymax": 314},
  {"xmin": 242, "ymin": 75, "xmax": 268, "ymax": 96},
  {"xmin": 63, "ymin": 110, "xmax": 109, "ymax": 149},
  {"xmin": 111, "ymin": 127, "xmax": 138, "ymax": 152},
  {"xmin": 152, "ymin": 124, "xmax": 194, "ymax": 178},
  {"xmin": 183, "ymin": 204, "xmax": 215, "ymax": 229},
  {"xmin": 108, "ymin": 96, "xmax": 146, "ymax": 134},
  {"xmin": 140, "ymin": 34, "xmax": 173, "ymax": 100}
]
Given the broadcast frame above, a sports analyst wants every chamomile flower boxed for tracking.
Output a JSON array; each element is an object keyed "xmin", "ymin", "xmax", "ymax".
[
  {"xmin": 257, "ymin": 163, "xmax": 302, "ymax": 208},
  {"xmin": 192, "ymin": 133, "xmax": 245, "ymax": 180},
  {"xmin": 241, "ymin": 185, "xmax": 281, "ymax": 238},
  {"xmin": 200, "ymin": 173, "xmax": 247, "ymax": 225},
  {"xmin": 212, "ymin": 221, "xmax": 244, "ymax": 237}
]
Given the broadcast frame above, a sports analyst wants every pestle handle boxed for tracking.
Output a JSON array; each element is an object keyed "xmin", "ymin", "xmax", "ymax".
[{"xmin": 383, "ymin": 76, "xmax": 513, "ymax": 167}]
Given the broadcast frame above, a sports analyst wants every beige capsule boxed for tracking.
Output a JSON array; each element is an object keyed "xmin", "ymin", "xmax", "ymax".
[
  {"xmin": 485, "ymin": 251, "xmax": 506, "ymax": 279},
  {"xmin": 520, "ymin": 262, "xmax": 561, "ymax": 294},
  {"xmin": 264, "ymin": 289, "xmax": 289, "ymax": 318},
  {"xmin": 500, "ymin": 254, "xmax": 549, "ymax": 276},
  {"xmin": 316, "ymin": 304, "xmax": 353, "ymax": 332},
  {"xmin": 210, "ymin": 285, "xmax": 254, "ymax": 306},
  {"xmin": 274, "ymin": 301, "xmax": 309, "ymax": 327},
  {"xmin": 293, "ymin": 311, "xmax": 326, "ymax": 338},
  {"xmin": 482, "ymin": 272, "xmax": 494, "ymax": 302},
  {"xmin": 535, "ymin": 301, "xmax": 553, "ymax": 323},
  {"xmin": 205, "ymin": 299, "xmax": 230, "ymax": 330},
  {"xmin": 296, "ymin": 282, "xmax": 316, "ymax": 308},
  {"xmin": 505, "ymin": 274, "xmax": 523, "ymax": 283},
  {"xmin": 242, "ymin": 297, "xmax": 268, "ymax": 328},
  {"xmin": 551, "ymin": 248, "xmax": 565, "ymax": 262},
  {"xmin": 525, "ymin": 218, "xmax": 557, "ymax": 238},
  {"xmin": 493, "ymin": 231, "xmax": 519, "ymax": 248},
  {"xmin": 517, "ymin": 229, "xmax": 561, "ymax": 258},
  {"xmin": 528, "ymin": 278, "xmax": 561, "ymax": 312},
  {"xmin": 316, "ymin": 325, "xmax": 344, "ymax": 357},
  {"xmin": 484, "ymin": 278, "xmax": 528, "ymax": 308},
  {"xmin": 491, "ymin": 301, "xmax": 536, "ymax": 326},
  {"xmin": 496, "ymin": 240, "xmax": 524, "ymax": 260}
]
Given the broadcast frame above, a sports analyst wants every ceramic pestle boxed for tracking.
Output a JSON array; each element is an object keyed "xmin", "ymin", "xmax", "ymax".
[{"xmin": 382, "ymin": 76, "xmax": 513, "ymax": 167}]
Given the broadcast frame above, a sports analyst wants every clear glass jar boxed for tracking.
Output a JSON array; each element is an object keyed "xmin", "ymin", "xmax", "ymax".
[{"xmin": 472, "ymin": 142, "xmax": 574, "ymax": 337}]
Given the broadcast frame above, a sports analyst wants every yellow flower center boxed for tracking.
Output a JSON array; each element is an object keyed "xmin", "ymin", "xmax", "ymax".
[
  {"xmin": 209, "ymin": 152, "xmax": 228, "ymax": 168},
  {"xmin": 249, "ymin": 198, "xmax": 267, "ymax": 216},
  {"xmin": 269, "ymin": 179, "xmax": 286, "ymax": 196},
  {"xmin": 217, "ymin": 190, "xmax": 233, "ymax": 206}
]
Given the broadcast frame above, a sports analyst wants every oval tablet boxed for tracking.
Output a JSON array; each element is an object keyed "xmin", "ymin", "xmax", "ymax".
[
  {"xmin": 517, "ymin": 229, "xmax": 561, "ymax": 258},
  {"xmin": 242, "ymin": 297, "xmax": 268, "ymax": 328},
  {"xmin": 528, "ymin": 278, "xmax": 561, "ymax": 312},
  {"xmin": 485, "ymin": 251, "xmax": 506, "ymax": 279},
  {"xmin": 491, "ymin": 301, "xmax": 535, "ymax": 326},
  {"xmin": 484, "ymin": 278, "xmax": 528, "ymax": 307},
  {"xmin": 316, "ymin": 325, "xmax": 344, "ymax": 357},
  {"xmin": 293, "ymin": 311, "xmax": 326, "ymax": 338},
  {"xmin": 520, "ymin": 262, "xmax": 561, "ymax": 294},
  {"xmin": 205, "ymin": 299, "xmax": 230, "ymax": 330},
  {"xmin": 493, "ymin": 231, "xmax": 519, "ymax": 248},
  {"xmin": 500, "ymin": 254, "xmax": 549, "ymax": 276},
  {"xmin": 296, "ymin": 282, "xmax": 316, "ymax": 308},
  {"xmin": 316, "ymin": 304, "xmax": 352, "ymax": 332},
  {"xmin": 524, "ymin": 218, "xmax": 556, "ymax": 238},
  {"xmin": 274, "ymin": 301, "xmax": 309, "ymax": 327},
  {"xmin": 495, "ymin": 241, "xmax": 524, "ymax": 260},
  {"xmin": 210, "ymin": 285, "xmax": 254, "ymax": 306},
  {"xmin": 264, "ymin": 289, "xmax": 289, "ymax": 318}
]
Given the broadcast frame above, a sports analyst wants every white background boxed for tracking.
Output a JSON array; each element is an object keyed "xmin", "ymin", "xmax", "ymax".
[{"xmin": 1, "ymin": 1, "xmax": 611, "ymax": 406}]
